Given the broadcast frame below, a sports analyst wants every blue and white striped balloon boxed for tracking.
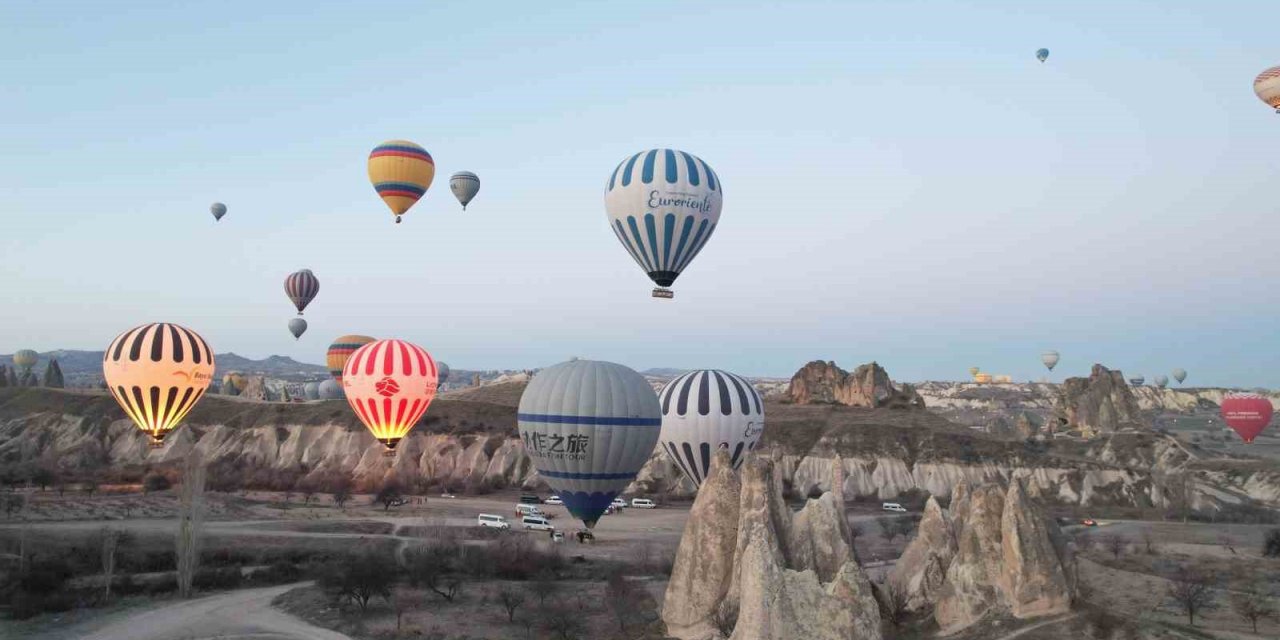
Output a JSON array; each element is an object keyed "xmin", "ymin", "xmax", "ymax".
[
  {"xmin": 658, "ymin": 369, "xmax": 764, "ymax": 488},
  {"xmin": 605, "ymin": 149, "xmax": 723, "ymax": 292},
  {"xmin": 517, "ymin": 359, "xmax": 660, "ymax": 528}
]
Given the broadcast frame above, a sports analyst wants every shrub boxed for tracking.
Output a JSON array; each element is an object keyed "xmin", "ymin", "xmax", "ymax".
[
  {"xmin": 142, "ymin": 472, "xmax": 171, "ymax": 493},
  {"xmin": 1264, "ymin": 529, "xmax": 1280, "ymax": 558}
]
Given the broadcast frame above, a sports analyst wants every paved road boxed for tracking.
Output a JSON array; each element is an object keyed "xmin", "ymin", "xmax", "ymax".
[{"xmin": 29, "ymin": 583, "xmax": 350, "ymax": 640}]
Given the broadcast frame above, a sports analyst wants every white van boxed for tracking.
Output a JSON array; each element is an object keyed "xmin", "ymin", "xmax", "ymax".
[
  {"xmin": 478, "ymin": 514, "xmax": 510, "ymax": 529},
  {"xmin": 882, "ymin": 502, "xmax": 907, "ymax": 513},
  {"xmin": 631, "ymin": 498, "xmax": 657, "ymax": 509},
  {"xmin": 516, "ymin": 503, "xmax": 547, "ymax": 518},
  {"xmin": 544, "ymin": 495, "xmax": 563, "ymax": 506},
  {"xmin": 522, "ymin": 516, "xmax": 555, "ymax": 531},
  {"xmin": 611, "ymin": 497, "xmax": 627, "ymax": 509}
]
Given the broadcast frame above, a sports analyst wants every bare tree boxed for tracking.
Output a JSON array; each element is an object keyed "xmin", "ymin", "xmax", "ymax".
[
  {"xmin": 1158, "ymin": 471, "xmax": 1192, "ymax": 523},
  {"xmin": 1, "ymin": 493, "xmax": 24, "ymax": 518},
  {"xmin": 877, "ymin": 577, "xmax": 910, "ymax": 627},
  {"xmin": 1230, "ymin": 584, "xmax": 1276, "ymax": 633},
  {"xmin": 100, "ymin": 527, "xmax": 121, "ymax": 601},
  {"xmin": 1102, "ymin": 533, "xmax": 1127, "ymax": 560},
  {"xmin": 848, "ymin": 522, "xmax": 864, "ymax": 544},
  {"xmin": 375, "ymin": 481, "xmax": 405, "ymax": 511},
  {"xmin": 1166, "ymin": 567, "xmax": 1217, "ymax": 626},
  {"xmin": 176, "ymin": 456, "xmax": 207, "ymax": 599},
  {"xmin": 604, "ymin": 572, "xmax": 644, "ymax": 631},
  {"xmin": 878, "ymin": 517, "xmax": 902, "ymax": 543},
  {"xmin": 529, "ymin": 569, "xmax": 562, "ymax": 607},
  {"xmin": 391, "ymin": 588, "xmax": 427, "ymax": 632},
  {"xmin": 332, "ymin": 474, "xmax": 353, "ymax": 509},
  {"xmin": 1140, "ymin": 529, "xmax": 1158, "ymax": 555},
  {"xmin": 541, "ymin": 597, "xmax": 587, "ymax": 640},
  {"xmin": 405, "ymin": 542, "xmax": 463, "ymax": 602},
  {"xmin": 496, "ymin": 585, "xmax": 526, "ymax": 622}
]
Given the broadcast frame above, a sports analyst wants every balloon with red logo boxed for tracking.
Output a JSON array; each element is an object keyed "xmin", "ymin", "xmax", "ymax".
[
  {"xmin": 1220, "ymin": 393, "xmax": 1274, "ymax": 444},
  {"xmin": 341, "ymin": 338, "xmax": 439, "ymax": 453}
]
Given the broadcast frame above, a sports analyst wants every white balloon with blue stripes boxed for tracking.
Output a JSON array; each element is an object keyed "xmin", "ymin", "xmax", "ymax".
[
  {"xmin": 517, "ymin": 359, "xmax": 661, "ymax": 528},
  {"xmin": 605, "ymin": 148, "xmax": 723, "ymax": 291},
  {"xmin": 658, "ymin": 369, "xmax": 764, "ymax": 488}
]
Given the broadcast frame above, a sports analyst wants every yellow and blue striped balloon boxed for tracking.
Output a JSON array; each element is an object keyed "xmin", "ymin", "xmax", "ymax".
[{"xmin": 368, "ymin": 140, "xmax": 435, "ymax": 223}]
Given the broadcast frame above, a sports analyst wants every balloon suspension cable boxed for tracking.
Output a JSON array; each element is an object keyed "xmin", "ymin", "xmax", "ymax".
[{"xmin": 652, "ymin": 288, "xmax": 674, "ymax": 299}]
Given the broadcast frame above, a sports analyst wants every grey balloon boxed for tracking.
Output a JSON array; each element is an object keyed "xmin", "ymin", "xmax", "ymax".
[
  {"xmin": 1128, "ymin": 376, "xmax": 1145, "ymax": 386},
  {"xmin": 449, "ymin": 171, "xmax": 480, "ymax": 210},
  {"xmin": 211, "ymin": 202, "xmax": 227, "ymax": 221},
  {"xmin": 303, "ymin": 381, "xmax": 320, "ymax": 400},
  {"xmin": 318, "ymin": 379, "xmax": 344, "ymax": 400},
  {"xmin": 1154, "ymin": 375, "xmax": 1169, "ymax": 389},
  {"xmin": 288, "ymin": 318, "xmax": 307, "ymax": 340},
  {"xmin": 1172, "ymin": 368, "xmax": 1187, "ymax": 384},
  {"xmin": 437, "ymin": 361, "xmax": 450, "ymax": 384}
]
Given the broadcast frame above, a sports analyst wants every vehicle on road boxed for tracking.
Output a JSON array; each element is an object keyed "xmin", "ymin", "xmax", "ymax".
[
  {"xmin": 522, "ymin": 516, "xmax": 555, "ymax": 531},
  {"xmin": 440, "ymin": 492, "xmax": 457, "ymax": 499},
  {"xmin": 631, "ymin": 498, "xmax": 657, "ymax": 509},
  {"xmin": 882, "ymin": 502, "xmax": 907, "ymax": 513},
  {"xmin": 611, "ymin": 497, "xmax": 627, "ymax": 509},
  {"xmin": 516, "ymin": 503, "xmax": 550, "ymax": 518},
  {"xmin": 544, "ymin": 495, "xmax": 563, "ymax": 506},
  {"xmin": 519, "ymin": 494, "xmax": 542, "ymax": 504},
  {"xmin": 478, "ymin": 514, "xmax": 510, "ymax": 530},
  {"xmin": 1081, "ymin": 518, "xmax": 1098, "ymax": 527}
]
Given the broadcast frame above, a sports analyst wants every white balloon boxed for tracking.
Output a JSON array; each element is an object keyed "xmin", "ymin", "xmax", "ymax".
[
  {"xmin": 449, "ymin": 171, "xmax": 479, "ymax": 210},
  {"xmin": 658, "ymin": 369, "xmax": 764, "ymax": 487},
  {"xmin": 517, "ymin": 359, "xmax": 660, "ymax": 528},
  {"xmin": 1041, "ymin": 350, "xmax": 1060, "ymax": 371}
]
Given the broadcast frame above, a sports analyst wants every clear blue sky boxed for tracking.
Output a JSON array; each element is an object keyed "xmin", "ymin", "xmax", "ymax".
[{"xmin": 2, "ymin": 1, "xmax": 1278, "ymax": 387}]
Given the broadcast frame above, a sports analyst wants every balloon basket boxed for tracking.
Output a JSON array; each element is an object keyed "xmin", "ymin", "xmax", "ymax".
[
  {"xmin": 148, "ymin": 439, "xmax": 165, "ymax": 449},
  {"xmin": 652, "ymin": 288, "xmax": 674, "ymax": 299},
  {"xmin": 382, "ymin": 449, "xmax": 397, "ymax": 458}
]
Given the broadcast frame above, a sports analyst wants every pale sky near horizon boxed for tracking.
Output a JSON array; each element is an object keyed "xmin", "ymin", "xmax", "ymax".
[{"xmin": 2, "ymin": 1, "xmax": 1278, "ymax": 387}]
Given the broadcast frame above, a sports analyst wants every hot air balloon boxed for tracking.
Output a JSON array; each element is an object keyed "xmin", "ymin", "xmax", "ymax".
[
  {"xmin": 222, "ymin": 372, "xmax": 246, "ymax": 395},
  {"xmin": 288, "ymin": 318, "xmax": 307, "ymax": 340},
  {"xmin": 517, "ymin": 359, "xmax": 660, "ymax": 529},
  {"xmin": 210, "ymin": 202, "xmax": 227, "ymax": 221},
  {"xmin": 1254, "ymin": 66, "xmax": 1280, "ymax": 113},
  {"xmin": 968, "ymin": 367, "xmax": 980, "ymax": 379},
  {"xmin": 1129, "ymin": 376, "xmax": 1145, "ymax": 386},
  {"xmin": 449, "ymin": 172, "xmax": 480, "ymax": 210},
  {"xmin": 303, "ymin": 381, "xmax": 320, "ymax": 400},
  {"xmin": 1154, "ymin": 375, "xmax": 1169, "ymax": 389},
  {"xmin": 658, "ymin": 369, "xmax": 764, "ymax": 488},
  {"xmin": 1172, "ymin": 369, "xmax": 1187, "ymax": 384},
  {"xmin": 342, "ymin": 339, "xmax": 438, "ymax": 453},
  {"xmin": 1036, "ymin": 48, "xmax": 1049, "ymax": 63},
  {"xmin": 12, "ymin": 349, "xmax": 38, "ymax": 374},
  {"xmin": 1041, "ymin": 351, "xmax": 1059, "ymax": 371},
  {"xmin": 284, "ymin": 269, "xmax": 319, "ymax": 315},
  {"xmin": 102, "ymin": 323, "xmax": 214, "ymax": 446},
  {"xmin": 327, "ymin": 335, "xmax": 376, "ymax": 384},
  {"xmin": 368, "ymin": 140, "xmax": 435, "ymax": 223},
  {"xmin": 436, "ymin": 361, "xmax": 451, "ymax": 385},
  {"xmin": 1221, "ymin": 393, "xmax": 1274, "ymax": 443},
  {"xmin": 318, "ymin": 378, "xmax": 344, "ymax": 400},
  {"xmin": 605, "ymin": 149, "xmax": 723, "ymax": 298}
]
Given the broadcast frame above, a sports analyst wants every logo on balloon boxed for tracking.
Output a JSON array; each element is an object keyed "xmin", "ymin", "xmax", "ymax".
[
  {"xmin": 648, "ymin": 190, "xmax": 714, "ymax": 214},
  {"xmin": 742, "ymin": 422, "xmax": 763, "ymax": 439},
  {"xmin": 375, "ymin": 377, "xmax": 400, "ymax": 397}
]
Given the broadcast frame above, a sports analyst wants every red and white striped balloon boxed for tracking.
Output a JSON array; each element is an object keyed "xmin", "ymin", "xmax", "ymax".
[{"xmin": 342, "ymin": 339, "xmax": 438, "ymax": 452}]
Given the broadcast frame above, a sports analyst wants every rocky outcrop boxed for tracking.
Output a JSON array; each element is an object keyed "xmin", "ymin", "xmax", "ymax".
[
  {"xmin": 1052, "ymin": 365, "xmax": 1145, "ymax": 436},
  {"xmin": 786, "ymin": 361, "xmax": 924, "ymax": 409},
  {"xmin": 663, "ymin": 450, "xmax": 881, "ymax": 640},
  {"xmin": 933, "ymin": 481, "xmax": 1073, "ymax": 635},
  {"xmin": 41, "ymin": 359, "xmax": 64, "ymax": 389},
  {"xmin": 237, "ymin": 376, "xmax": 273, "ymax": 402},
  {"xmin": 888, "ymin": 496, "xmax": 956, "ymax": 610}
]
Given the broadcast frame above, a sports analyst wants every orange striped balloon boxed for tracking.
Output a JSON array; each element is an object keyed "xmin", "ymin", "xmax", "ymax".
[
  {"xmin": 103, "ymin": 323, "xmax": 214, "ymax": 446},
  {"xmin": 342, "ymin": 338, "xmax": 438, "ymax": 452}
]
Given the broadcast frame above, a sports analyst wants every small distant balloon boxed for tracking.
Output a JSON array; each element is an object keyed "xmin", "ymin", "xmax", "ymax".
[
  {"xmin": 318, "ymin": 378, "xmax": 344, "ymax": 400},
  {"xmin": 210, "ymin": 202, "xmax": 227, "ymax": 221},
  {"xmin": 303, "ymin": 381, "xmax": 320, "ymax": 400},
  {"xmin": 1041, "ymin": 351, "xmax": 1059, "ymax": 371},
  {"xmin": 1254, "ymin": 66, "xmax": 1280, "ymax": 113},
  {"xmin": 1172, "ymin": 368, "xmax": 1187, "ymax": 384},
  {"xmin": 288, "ymin": 318, "xmax": 307, "ymax": 340},
  {"xmin": 327, "ymin": 335, "xmax": 376, "ymax": 385},
  {"xmin": 1221, "ymin": 393, "xmax": 1274, "ymax": 443},
  {"xmin": 968, "ymin": 367, "xmax": 980, "ymax": 378},
  {"xmin": 12, "ymin": 349, "xmax": 38, "ymax": 372},
  {"xmin": 449, "ymin": 172, "xmax": 480, "ymax": 210},
  {"xmin": 285, "ymin": 269, "xmax": 319, "ymax": 315},
  {"xmin": 1036, "ymin": 48, "xmax": 1049, "ymax": 63},
  {"xmin": 1154, "ymin": 375, "xmax": 1169, "ymax": 389},
  {"xmin": 1129, "ymin": 376, "xmax": 1145, "ymax": 386}
]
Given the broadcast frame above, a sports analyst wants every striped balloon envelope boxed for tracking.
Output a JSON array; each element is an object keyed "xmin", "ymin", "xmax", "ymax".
[
  {"xmin": 517, "ymin": 359, "xmax": 661, "ymax": 529},
  {"xmin": 1255, "ymin": 66, "xmax": 1280, "ymax": 113},
  {"xmin": 12, "ymin": 349, "xmax": 38, "ymax": 373},
  {"xmin": 341, "ymin": 339, "xmax": 439, "ymax": 453},
  {"xmin": 102, "ymin": 323, "xmax": 214, "ymax": 446},
  {"xmin": 604, "ymin": 149, "xmax": 723, "ymax": 297},
  {"xmin": 658, "ymin": 369, "xmax": 764, "ymax": 487},
  {"xmin": 284, "ymin": 269, "xmax": 319, "ymax": 315},
  {"xmin": 449, "ymin": 171, "xmax": 480, "ymax": 210},
  {"xmin": 368, "ymin": 140, "xmax": 435, "ymax": 223},
  {"xmin": 326, "ymin": 335, "xmax": 376, "ymax": 384}
]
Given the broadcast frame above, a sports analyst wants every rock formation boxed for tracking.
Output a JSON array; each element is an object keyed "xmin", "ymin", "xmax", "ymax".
[
  {"xmin": 1052, "ymin": 364, "xmax": 1145, "ymax": 436},
  {"xmin": 932, "ymin": 481, "xmax": 1073, "ymax": 635},
  {"xmin": 663, "ymin": 450, "xmax": 881, "ymax": 640},
  {"xmin": 888, "ymin": 496, "xmax": 956, "ymax": 610},
  {"xmin": 237, "ymin": 376, "xmax": 273, "ymax": 402},
  {"xmin": 5, "ymin": 367, "xmax": 19, "ymax": 387},
  {"xmin": 786, "ymin": 361, "xmax": 924, "ymax": 409},
  {"xmin": 0, "ymin": 366, "xmax": 7, "ymax": 388}
]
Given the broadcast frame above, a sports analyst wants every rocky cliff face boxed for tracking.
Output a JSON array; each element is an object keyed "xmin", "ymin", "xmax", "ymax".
[
  {"xmin": 932, "ymin": 481, "xmax": 1073, "ymax": 634},
  {"xmin": 888, "ymin": 496, "xmax": 956, "ymax": 610},
  {"xmin": 1052, "ymin": 365, "xmax": 1145, "ymax": 436},
  {"xmin": 663, "ymin": 449, "xmax": 881, "ymax": 640},
  {"xmin": 787, "ymin": 361, "xmax": 924, "ymax": 409}
]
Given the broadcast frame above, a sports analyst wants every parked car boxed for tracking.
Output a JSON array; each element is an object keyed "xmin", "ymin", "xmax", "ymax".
[
  {"xmin": 611, "ymin": 498, "xmax": 627, "ymax": 509},
  {"xmin": 881, "ymin": 502, "xmax": 907, "ymax": 513},
  {"xmin": 1080, "ymin": 518, "xmax": 1098, "ymax": 527},
  {"xmin": 631, "ymin": 498, "xmax": 657, "ymax": 509},
  {"xmin": 544, "ymin": 495, "xmax": 563, "ymax": 506},
  {"xmin": 522, "ymin": 516, "xmax": 555, "ymax": 531},
  {"xmin": 477, "ymin": 514, "xmax": 510, "ymax": 530},
  {"xmin": 519, "ymin": 494, "xmax": 542, "ymax": 505},
  {"xmin": 516, "ymin": 503, "xmax": 549, "ymax": 518},
  {"xmin": 440, "ymin": 492, "xmax": 457, "ymax": 499}
]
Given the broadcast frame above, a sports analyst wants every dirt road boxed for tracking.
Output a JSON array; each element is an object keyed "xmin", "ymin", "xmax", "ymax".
[{"xmin": 26, "ymin": 583, "xmax": 350, "ymax": 640}]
